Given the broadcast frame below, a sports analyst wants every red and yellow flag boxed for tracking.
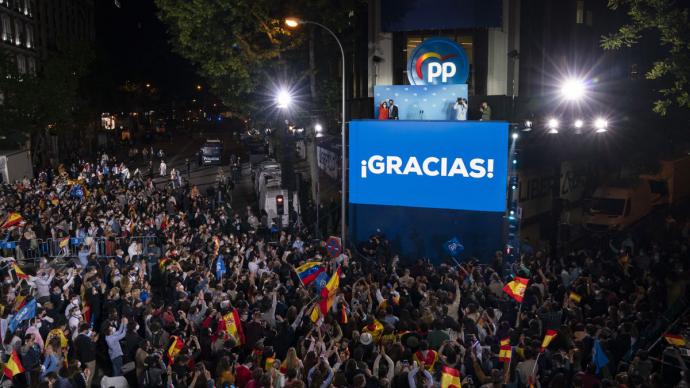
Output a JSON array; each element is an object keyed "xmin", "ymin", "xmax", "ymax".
[
  {"xmin": 540, "ymin": 329, "xmax": 558, "ymax": 352},
  {"xmin": 213, "ymin": 236, "xmax": 221, "ymax": 256},
  {"xmin": 362, "ymin": 319, "xmax": 384, "ymax": 342},
  {"xmin": 663, "ymin": 333, "xmax": 687, "ymax": 347},
  {"xmin": 440, "ymin": 365, "xmax": 461, "ymax": 388},
  {"xmin": 340, "ymin": 304, "xmax": 348, "ymax": 324},
  {"xmin": 498, "ymin": 337, "xmax": 512, "ymax": 363},
  {"xmin": 1, "ymin": 213, "xmax": 23, "ymax": 229},
  {"xmin": 220, "ymin": 308, "xmax": 245, "ymax": 346},
  {"xmin": 14, "ymin": 294, "xmax": 26, "ymax": 312},
  {"xmin": 59, "ymin": 237, "xmax": 70, "ymax": 249},
  {"xmin": 569, "ymin": 292, "xmax": 582, "ymax": 303},
  {"xmin": 503, "ymin": 276, "xmax": 529, "ymax": 303},
  {"xmin": 3, "ymin": 349, "xmax": 25, "ymax": 378},
  {"xmin": 12, "ymin": 263, "xmax": 27, "ymax": 280},
  {"xmin": 167, "ymin": 335, "xmax": 184, "ymax": 364},
  {"xmin": 319, "ymin": 266, "xmax": 341, "ymax": 315}
]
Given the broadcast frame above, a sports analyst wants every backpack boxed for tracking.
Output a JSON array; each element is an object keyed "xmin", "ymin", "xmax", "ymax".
[{"xmin": 142, "ymin": 367, "xmax": 165, "ymax": 387}]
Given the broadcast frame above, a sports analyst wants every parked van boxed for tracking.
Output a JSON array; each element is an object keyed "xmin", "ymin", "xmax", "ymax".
[{"xmin": 584, "ymin": 181, "xmax": 652, "ymax": 231}]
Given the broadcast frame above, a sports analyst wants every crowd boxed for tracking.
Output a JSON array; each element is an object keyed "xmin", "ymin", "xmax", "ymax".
[{"xmin": 0, "ymin": 155, "xmax": 689, "ymax": 388}]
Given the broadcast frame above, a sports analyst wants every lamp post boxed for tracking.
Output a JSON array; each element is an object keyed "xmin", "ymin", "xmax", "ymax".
[{"xmin": 286, "ymin": 17, "xmax": 347, "ymax": 248}]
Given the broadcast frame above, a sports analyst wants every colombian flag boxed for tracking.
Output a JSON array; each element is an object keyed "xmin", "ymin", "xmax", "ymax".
[
  {"xmin": 319, "ymin": 266, "xmax": 341, "ymax": 314},
  {"xmin": 295, "ymin": 261, "xmax": 325, "ymax": 286},
  {"xmin": 3, "ymin": 349, "xmax": 25, "ymax": 378},
  {"xmin": 663, "ymin": 333, "xmax": 687, "ymax": 347},
  {"xmin": 220, "ymin": 308, "xmax": 245, "ymax": 346},
  {"xmin": 12, "ymin": 263, "xmax": 27, "ymax": 280},
  {"xmin": 167, "ymin": 336, "xmax": 184, "ymax": 364},
  {"xmin": 540, "ymin": 329, "xmax": 557, "ymax": 352},
  {"xmin": 498, "ymin": 337, "xmax": 512, "ymax": 363},
  {"xmin": 440, "ymin": 365, "xmax": 461, "ymax": 388},
  {"xmin": 1, "ymin": 213, "xmax": 23, "ymax": 229},
  {"xmin": 503, "ymin": 276, "xmax": 529, "ymax": 303},
  {"xmin": 569, "ymin": 292, "xmax": 582, "ymax": 303}
]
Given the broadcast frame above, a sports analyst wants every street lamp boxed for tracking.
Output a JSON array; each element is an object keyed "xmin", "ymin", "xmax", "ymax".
[
  {"xmin": 594, "ymin": 117, "xmax": 608, "ymax": 133},
  {"xmin": 560, "ymin": 78, "xmax": 586, "ymax": 101},
  {"xmin": 315, "ymin": 123, "xmax": 323, "ymax": 136},
  {"xmin": 276, "ymin": 89, "xmax": 293, "ymax": 109},
  {"xmin": 547, "ymin": 118, "xmax": 559, "ymax": 134},
  {"xmin": 574, "ymin": 119, "xmax": 584, "ymax": 129},
  {"xmin": 286, "ymin": 17, "xmax": 347, "ymax": 247}
]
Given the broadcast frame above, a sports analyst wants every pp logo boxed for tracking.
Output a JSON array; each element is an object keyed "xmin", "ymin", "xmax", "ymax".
[{"xmin": 407, "ymin": 37, "xmax": 469, "ymax": 86}]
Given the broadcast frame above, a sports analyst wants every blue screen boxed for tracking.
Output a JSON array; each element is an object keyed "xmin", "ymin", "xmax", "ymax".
[
  {"xmin": 374, "ymin": 84, "xmax": 468, "ymax": 120},
  {"xmin": 349, "ymin": 120, "xmax": 508, "ymax": 212}
]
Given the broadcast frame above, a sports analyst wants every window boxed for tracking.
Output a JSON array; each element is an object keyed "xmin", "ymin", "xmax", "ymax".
[
  {"xmin": 1, "ymin": 14, "xmax": 11, "ymax": 41},
  {"xmin": 14, "ymin": 18, "xmax": 22, "ymax": 45},
  {"xmin": 576, "ymin": 1, "xmax": 584, "ymax": 24},
  {"xmin": 24, "ymin": 23, "xmax": 32, "ymax": 48},
  {"xmin": 26, "ymin": 56, "xmax": 35, "ymax": 74},
  {"xmin": 16, "ymin": 54, "xmax": 26, "ymax": 74}
]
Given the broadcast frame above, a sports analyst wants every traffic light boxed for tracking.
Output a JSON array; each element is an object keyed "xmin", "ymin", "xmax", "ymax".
[{"xmin": 276, "ymin": 195, "xmax": 284, "ymax": 215}]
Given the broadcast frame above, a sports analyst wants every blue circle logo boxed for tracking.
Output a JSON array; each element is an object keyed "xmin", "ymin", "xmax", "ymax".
[{"xmin": 407, "ymin": 37, "xmax": 469, "ymax": 85}]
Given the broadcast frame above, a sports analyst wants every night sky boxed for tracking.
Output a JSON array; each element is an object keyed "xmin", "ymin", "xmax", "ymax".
[{"xmin": 94, "ymin": 0, "xmax": 200, "ymax": 103}]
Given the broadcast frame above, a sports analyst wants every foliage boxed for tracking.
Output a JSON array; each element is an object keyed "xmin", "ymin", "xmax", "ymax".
[
  {"xmin": 601, "ymin": 0, "xmax": 690, "ymax": 115},
  {"xmin": 155, "ymin": 0, "xmax": 360, "ymax": 117},
  {"xmin": 0, "ymin": 42, "xmax": 94, "ymax": 147}
]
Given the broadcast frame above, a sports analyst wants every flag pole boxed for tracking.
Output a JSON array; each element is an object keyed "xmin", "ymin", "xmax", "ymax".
[
  {"xmin": 515, "ymin": 302, "xmax": 523, "ymax": 328},
  {"xmin": 529, "ymin": 352, "xmax": 541, "ymax": 385}
]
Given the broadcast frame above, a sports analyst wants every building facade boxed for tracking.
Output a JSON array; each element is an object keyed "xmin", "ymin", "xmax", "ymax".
[{"xmin": 0, "ymin": 0, "xmax": 37, "ymax": 74}]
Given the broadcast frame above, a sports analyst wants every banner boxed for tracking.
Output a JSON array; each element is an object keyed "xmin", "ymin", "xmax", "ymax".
[
  {"xmin": 317, "ymin": 145, "xmax": 339, "ymax": 179},
  {"xmin": 349, "ymin": 120, "xmax": 508, "ymax": 212}
]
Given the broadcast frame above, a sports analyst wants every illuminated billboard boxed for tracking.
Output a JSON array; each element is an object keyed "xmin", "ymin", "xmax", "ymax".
[{"xmin": 349, "ymin": 120, "xmax": 508, "ymax": 212}]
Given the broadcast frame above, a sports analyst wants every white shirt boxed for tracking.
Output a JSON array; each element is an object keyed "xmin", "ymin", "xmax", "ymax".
[{"xmin": 453, "ymin": 102, "xmax": 467, "ymax": 120}]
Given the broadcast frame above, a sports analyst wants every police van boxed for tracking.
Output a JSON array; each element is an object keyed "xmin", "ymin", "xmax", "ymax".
[{"xmin": 199, "ymin": 139, "xmax": 223, "ymax": 166}]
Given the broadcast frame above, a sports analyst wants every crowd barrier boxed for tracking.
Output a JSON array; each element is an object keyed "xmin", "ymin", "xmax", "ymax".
[{"xmin": 0, "ymin": 235, "xmax": 161, "ymax": 267}]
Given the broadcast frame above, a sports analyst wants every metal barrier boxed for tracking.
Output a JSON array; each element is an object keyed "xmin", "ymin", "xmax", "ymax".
[{"xmin": 1, "ymin": 235, "xmax": 162, "ymax": 267}]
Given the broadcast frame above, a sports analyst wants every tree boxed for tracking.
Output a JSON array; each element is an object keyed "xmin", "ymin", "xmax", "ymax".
[
  {"xmin": 155, "ymin": 0, "xmax": 360, "ymax": 118},
  {"xmin": 601, "ymin": 0, "xmax": 690, "ymax": 115},
  {"xmin": 0, "ymin": 42, "xmax": 94, "ymax": 157}
]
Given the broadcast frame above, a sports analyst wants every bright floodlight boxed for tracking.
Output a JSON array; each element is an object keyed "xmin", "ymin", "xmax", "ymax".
[
  {"xmin": 276, "ymin": 90, "xmax": 292, "ymax": 109},
  {"xmin": 285, "ymin": 18, "xmax": 300, "ymax": 28},
  {"xmin": 561, "ymin": 78, "xmax": 586, "ymax": 101},
  {"xmin": 315, "ymin": 123, "xmax": 323, "ymax": 133},
  {"xmin": 547, "ymin": 118, "xmax": 559, "ymax": 134},
  {"xmin": 594, "ymin": 117, "xmax": 608, "ymax": 132},
  {"xmin": 574, "ymin": 119, "xmax": 584, "ymax": 128},
  {"xmin": 511, "ymin": 132, "xmax": 519, "ymax": 140}
]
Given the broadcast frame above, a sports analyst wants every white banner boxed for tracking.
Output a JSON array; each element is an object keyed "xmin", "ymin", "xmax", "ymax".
[{"xmin": 317, "ymin": 146, "xmax": 339, "ymax": 179}]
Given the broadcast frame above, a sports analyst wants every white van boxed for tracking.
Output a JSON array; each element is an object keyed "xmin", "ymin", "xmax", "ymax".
[{"xmin": 584, "ymin": 181, "xmax": 652, "ymax": 231}]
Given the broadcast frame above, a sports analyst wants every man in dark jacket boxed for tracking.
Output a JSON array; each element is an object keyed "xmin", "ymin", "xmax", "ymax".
[{"xmin": 74, "ymin": 323, "xmax": 98, "ymax": 387}]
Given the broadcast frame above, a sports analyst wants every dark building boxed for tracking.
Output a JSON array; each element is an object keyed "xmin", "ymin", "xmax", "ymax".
[{"xmin": 0, "ymin": 0, "xmax": 37, "ymax": 74}]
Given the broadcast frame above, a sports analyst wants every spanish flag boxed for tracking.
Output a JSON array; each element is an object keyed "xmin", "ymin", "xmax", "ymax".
[
  {"xmin": 3, "ymin": 349, "xmax": 25, "ymax": 378},
  {"xmin": 220, "ymin": 308, "xmax": 245, "ymax": 346},
  {"xmin": 59, "ymin": 237, "xmax": 70, "ymax": 249},
  {"xmin": 1, "ymin": 213, "xmax": 23, "ymax": 229},
  {"xmin": 167, "ymin": 335, "xmax": 184, "ymax": 364},
  {"xmin": 48, "ymin": 328, "xmax": 69, "ymax": 349},
  {"xmin": 12, "ymin": 263, "xmax": 27, "ymax": 280},
  {"xmin": 309, "ymin": 304, "xmax": 320, "ymax": 323},
  {"xmin": 159, "ymin": 257, "xmax": 170, "ymax": 270},
  {"xmin": 663, "ymin": 333, "xmax": 687, "ymax": 347},
  {"xmin": 503, "ymin": 276, "xmax": 529, "ymax": 303},
  {"xmin": 440, "ymin": 365, "xmax": 461, "ymax": 388},
  {"xmin": 362, "ymin": 319, "xmax": 384, "ymax": 342},
  {"xmin": 569, "ymin": 292, "xmax": 582, "ymax": 303},
  {"xmin": 340, "ymin": 304, "xmax": 348, "ymax": 324},
  {"xmin": 13, "ymin": 294, "xmax": 26, "ymax": 312},
  {"xmin": 498, "ymin": 337, "xmax": 512, "ymax": 363},
  {"xmin": 318, "ymin": 266, "xmax": 341, "ymax": 315},
  {"xmin": 295, "ymin": 261, "xmax": 325, "ymax": 286},
  {"xmin": 213, "ymin": 235, "xmax": 220, "ymax": 256},
  {"xmin": 50, "ymin": 198, "xmax": 59, "ymax": 206},
  {"xmin": 540, "ymin": 329, "xmax": 557, "ymax": 352}
]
